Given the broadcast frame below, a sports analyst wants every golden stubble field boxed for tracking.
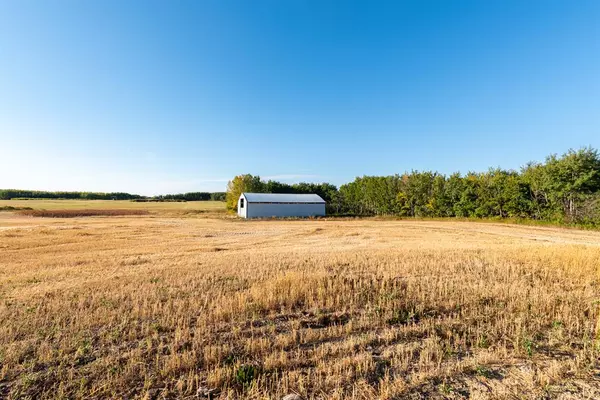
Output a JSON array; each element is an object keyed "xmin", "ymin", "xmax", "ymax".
[{"xmin": 0, "ymin": 201, "xmax": 599, "ymax": 399}]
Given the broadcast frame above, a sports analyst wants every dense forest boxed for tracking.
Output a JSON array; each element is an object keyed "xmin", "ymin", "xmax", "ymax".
[
  {"xmin": 227, "ymin": 147, "xmax": 600, "ymax": 225},
  {"xmin": 0, "ymin": 190, "xmax": 226, "ymax": 202}
]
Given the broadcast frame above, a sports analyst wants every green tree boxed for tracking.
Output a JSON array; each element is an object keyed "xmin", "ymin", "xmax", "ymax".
[
  {"xmin": 543, "ymin": 147, "xmax": 600, "ymax": 222},
  {"xmin": 225, "ymin": 174, "xmax": 265, "ymax": 211}
]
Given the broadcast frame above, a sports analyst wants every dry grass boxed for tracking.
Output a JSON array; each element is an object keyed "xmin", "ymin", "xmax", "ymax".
[{"xmin": 0, "ymin": 209, "xmax": 599, "ymax": 399}]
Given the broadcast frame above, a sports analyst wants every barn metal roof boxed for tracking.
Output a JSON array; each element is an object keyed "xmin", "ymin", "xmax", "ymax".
[{"xmin": 242, "ymin": 193, "xmax": 326, "ymax": 203}]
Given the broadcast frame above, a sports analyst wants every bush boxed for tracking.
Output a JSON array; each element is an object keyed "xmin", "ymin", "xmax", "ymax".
[
  {"xmin": 0, "ymin": 206, "xmax": 33, "ymax": 211},
  {"xmin": 235, "ymin": 364, "xmax": 258, "ymax": 387}
]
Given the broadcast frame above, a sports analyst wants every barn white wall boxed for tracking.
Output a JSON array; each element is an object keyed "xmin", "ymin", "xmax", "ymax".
[
  {"xmin": 237, "ymin": 195, "xmax": 248, "ymax": 218},
  {"xmin": 245, "ymin": 203, "xmax": 325, "ymax": 218}
]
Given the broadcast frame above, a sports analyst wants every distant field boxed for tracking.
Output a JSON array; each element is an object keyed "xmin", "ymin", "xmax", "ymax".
[
  {"xmin": 0, "ymin": 210, "xmax": 599, "ymax": 399},
  {"xmin": 0, "ymin": 199, "xmax": 226, "ymax": 214}
]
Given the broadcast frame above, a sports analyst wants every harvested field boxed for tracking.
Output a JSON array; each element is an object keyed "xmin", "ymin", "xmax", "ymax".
[
  {"xmin": 0, "ymin": 208, "xmax": 599, "ymax": 399},
  {"xmin": 0, "ymin": 199, "xmax": 225, "ymax": 213},
  {"xmin": 17, "ymin": 209, "xmax": 150, "ymax": 218}
]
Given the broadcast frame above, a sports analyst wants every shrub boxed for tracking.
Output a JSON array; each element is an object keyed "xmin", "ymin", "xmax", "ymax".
[{"xmin": 235, "ymin": 364, "xmax": 258, "ymax": 387}]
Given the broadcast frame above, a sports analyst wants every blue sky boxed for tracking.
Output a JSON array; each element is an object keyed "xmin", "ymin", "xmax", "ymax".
[{"xmin": 0, "ymin": 1, "xmax": 598, "ymax": 195}]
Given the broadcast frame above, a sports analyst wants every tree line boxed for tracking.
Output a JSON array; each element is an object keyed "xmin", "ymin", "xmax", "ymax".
[
  {"xmin": 226, "ymin": 147, "xmax": 600, "ymax": 225},
  {"xmin": 142, "ymin": 192, "xmax": 226, "ymax": 202},
  {"xmin": 0, "ymin": 189, "xmax": 226, "ymax": 202}
]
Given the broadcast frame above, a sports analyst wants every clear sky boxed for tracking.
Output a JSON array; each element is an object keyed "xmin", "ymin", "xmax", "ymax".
[{"xmin": 1, "ymin": 1, "xmax": 598, "ymax": 195}]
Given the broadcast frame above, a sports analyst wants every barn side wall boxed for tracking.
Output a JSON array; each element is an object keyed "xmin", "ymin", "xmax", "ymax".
[{"xmin": 246, "ymin": 203, "xmax": 325, "ymax": 218}]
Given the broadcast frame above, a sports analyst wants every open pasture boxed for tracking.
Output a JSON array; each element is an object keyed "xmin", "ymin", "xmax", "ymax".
[
  {"xmin": 0, "ymin": 199, "xmax": 225, "ymax": 213},
  {"xmin": 0, "ymin": 208, "xmax": 599, "ymax": 399}
]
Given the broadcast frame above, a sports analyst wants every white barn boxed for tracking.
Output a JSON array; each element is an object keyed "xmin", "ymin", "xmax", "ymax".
[{"xmin": 238, "ymin": 193, "xmax": 326, "ymax": 219}]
